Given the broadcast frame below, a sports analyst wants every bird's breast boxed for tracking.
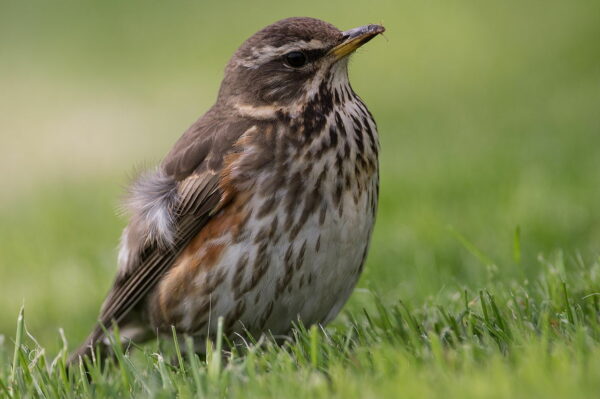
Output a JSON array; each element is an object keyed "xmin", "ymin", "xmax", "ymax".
[{"xmin": 147, "ymin": 95, "xmax": 379, "ymax": 340}]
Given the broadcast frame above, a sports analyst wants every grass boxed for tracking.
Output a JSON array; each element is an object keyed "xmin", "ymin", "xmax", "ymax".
[
  {"xmin": 2, "ymin": 255, "xmax": 600, "ymax": 397},
  {"xmin": 1, "ymin": 0, "xmax": 600, "ymax": 397}
]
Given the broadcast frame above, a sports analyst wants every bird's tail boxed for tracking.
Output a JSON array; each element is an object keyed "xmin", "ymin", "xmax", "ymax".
[
  {"xmin": 67, "ymin": 321, "xmax": 150, "ymax": 368},
  {"xmin": 67, "ymin": 328, "xmax": 110, "ymax": 368}
]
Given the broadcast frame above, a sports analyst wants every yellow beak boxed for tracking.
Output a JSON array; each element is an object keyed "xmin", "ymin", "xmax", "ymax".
[{"xmin": 330, "ymin": 24, "xmax": 385, "ymax": 59}]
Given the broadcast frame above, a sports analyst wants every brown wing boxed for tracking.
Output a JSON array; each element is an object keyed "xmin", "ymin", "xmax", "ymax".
[
  {"xmin": 72, "ymin": 107, "xmax": 255, "ymax": 359},
  {"xmin": 94, "ymin": 173, "xmax": 221, "ymax": 331}
]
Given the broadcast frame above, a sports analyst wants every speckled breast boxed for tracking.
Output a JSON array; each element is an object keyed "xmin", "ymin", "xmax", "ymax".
[{"xmin": 147, "ymin": 90, "xmax": 379, "ymax": 341}]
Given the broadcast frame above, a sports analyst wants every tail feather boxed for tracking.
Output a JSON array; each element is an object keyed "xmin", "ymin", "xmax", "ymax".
[
  {"xmin": 67, "ymin": 327, "xmax": 110, "ymax": 368},
  {"xmin": 68, "ymin": 321, "xmax": 151, "ymax": 368}
]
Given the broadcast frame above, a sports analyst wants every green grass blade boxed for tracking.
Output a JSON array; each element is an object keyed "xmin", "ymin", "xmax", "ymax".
[{"xmin": 9, "ymin": 305, "xmax": 25, "ymax": 390}]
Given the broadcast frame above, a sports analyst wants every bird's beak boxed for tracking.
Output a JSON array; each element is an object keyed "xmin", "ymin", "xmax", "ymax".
[{"xmin": 330, "ymin": 24, "xmax": 385, "ymax": 59}]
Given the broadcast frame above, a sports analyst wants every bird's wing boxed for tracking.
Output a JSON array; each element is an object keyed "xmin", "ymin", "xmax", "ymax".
[
  {"xmin": 94, "ymin": 173, "xmax": 221, "ymax": 334},
  {"xmin": 83, "ymin": 109, "xmax": 255, "ymax": 347}
]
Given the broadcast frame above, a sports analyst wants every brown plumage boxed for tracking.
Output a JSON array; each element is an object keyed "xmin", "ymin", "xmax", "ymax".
[{"xmin": 70, "ymin": 17, "xmax": 384, "ymax": 364}]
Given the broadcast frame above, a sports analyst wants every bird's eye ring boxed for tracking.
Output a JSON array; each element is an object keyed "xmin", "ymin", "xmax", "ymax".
[{"xmin": 284, "ymin": 51, "xmax": 307, "ymax": 68}]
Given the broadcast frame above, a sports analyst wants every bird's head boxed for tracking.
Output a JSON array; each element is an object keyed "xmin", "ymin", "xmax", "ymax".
[{"xmin": 218, "ymin": 17, "xmax": 384, "ymax": 109}]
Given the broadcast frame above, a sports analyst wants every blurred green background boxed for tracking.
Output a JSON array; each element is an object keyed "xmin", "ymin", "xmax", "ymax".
[{"xmin": 0, "ymin": 0, "xmax": 599, "ymax": 350}]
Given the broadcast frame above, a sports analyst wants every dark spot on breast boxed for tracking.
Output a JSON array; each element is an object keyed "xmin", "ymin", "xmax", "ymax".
[
  {"xmin": 355, "ymin": 163, "xmax": 362, "ymax": 179},
  {"xmin": 234, "ymin": 211, "xmax": 253, "ymax": 243},
  {"xmin": 268, "ymin": 215, "xmax": 279, "ymax": 242},
  {"xmin": 301, "ymin": 162, "xmax": 314, "ymax": 177},
  {"xmin": 200, "ymin": 268, "xmax": 226, "ymax": 296},
  {"xmin": 284, "ymin": 242, "xmax": 294, "ymax": 264},
  {"xmin": 319, "ymin": 202, "xmax": 327, "ymax": 225},
  {"xmin": 351, "ymin": 115, "xmax": 365, "ymax": 154},
  {"xmin": 344, "ymin": 86, "xmax": 352, "ymax": 101},
  {"xmin": 225, "ymin": 299, "xmax": 247, "ymax": 331},
  {"xmin": 261, "ymin": 171, "xmax": 287, "ymax": 197},
  {"xmin": 362, "ymin": 115, "xmax": 376, "ymax": 149},
  {"xmin": 234, "ymin": 242, "xmax": 269, "ymax": 300},
  {"xmin": 295, "ymin": 240, "xmax": 307, "ymax": 270},
  {"xmin": 285, "ymin": 170, "xmax": 304, "ymax": 216},
  {"xmin": 300, "ymin": 79, "xmax": 333, "ymax": 139},
  {"xmin": 257, "ymin": 197, "xmax": 276, "ymax": 218},
  {"xmin": 290, "ymin": 168, "xmax": 324, "ymax": 238},
  {"xmin": 232, "ymin": 253, "xmax": 250, "ymax": 296},
  {"xmin": 335, "ymin": 153, "xmax": 344, "ymax": 175},
  {"xmin": 259, "ymin": 300, "xmax": 274, "ymax": 329},
  {"xmin": 276, "ymin": 244, "xmax": 296, "ymax": 298},
  {"xmin": 304, "ymin": 149, "xmax": 314, "ymax": 162},
  {"xmin": 335, "ymin": 112, "xmax": 347, "ymax": 137},
  {"xmin": 284, "ymin": 213, "xmax": 295, "ymax": 235},
  {"xmin": 344, "ymin": 141, "xmax": 350, "ymax": 158},
  {"xmin": 251, "ymin": 241, "xmax": 270, "ymax": 286},
  {"xmin": 254, "ymin": 224, "xmax": 271, "ymax": 244},
  {"xmin": 333, "ymin": 182, "xmax": 343, "ymax": 207},
  {"xmin": 329, "ymin": 125, "xmax": 338, "ymax": 148},
  {"xmin": 333, "ymin": 89, "xmax": 341, "ymax": 105}
]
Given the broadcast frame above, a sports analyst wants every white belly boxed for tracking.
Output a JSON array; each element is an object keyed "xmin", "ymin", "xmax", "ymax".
[
  {"xmin": 175, "ymin": 179, "xmax": 376, "ymax": 338},
  {"xmin": 167, "ymin": 92, "xmax": 380, "ymax": 339}
]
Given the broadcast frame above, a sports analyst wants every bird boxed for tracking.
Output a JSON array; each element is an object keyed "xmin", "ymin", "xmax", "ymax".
[{"xmin": 69, "ymin": 16, "xmax": 384, "ymax": 364}]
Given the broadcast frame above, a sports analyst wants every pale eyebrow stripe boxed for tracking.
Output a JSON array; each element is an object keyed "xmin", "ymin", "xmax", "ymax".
[{"xmin": 239, "ymin": 39, "xmax": 327, "ymax": 68}]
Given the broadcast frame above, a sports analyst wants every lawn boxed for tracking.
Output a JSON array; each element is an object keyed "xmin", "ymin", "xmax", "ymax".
[{"xmin": 1, "ymin": 0, "xmax": 599, "ymax": 397}]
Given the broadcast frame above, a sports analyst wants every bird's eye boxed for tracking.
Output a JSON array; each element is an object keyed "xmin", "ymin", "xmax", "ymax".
[{"xmin": 284, "ymin": 51, "xmax": 307, "ymax": 68}]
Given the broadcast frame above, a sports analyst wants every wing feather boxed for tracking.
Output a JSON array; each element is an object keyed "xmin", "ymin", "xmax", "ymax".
[
  {"xmin": 87, "ymin": 173, "xmax": 221, "ymax": 344},
  {"xmin": 69, "ymin": 108, "xmax": 257, "ymax": 364}
]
